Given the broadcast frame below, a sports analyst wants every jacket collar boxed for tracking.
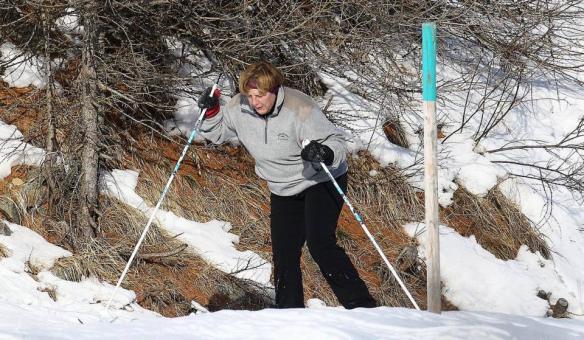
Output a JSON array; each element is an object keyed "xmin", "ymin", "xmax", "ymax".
[{"xmin": 272, "ymin": 85, "xmax": 285, "ymax": 116}]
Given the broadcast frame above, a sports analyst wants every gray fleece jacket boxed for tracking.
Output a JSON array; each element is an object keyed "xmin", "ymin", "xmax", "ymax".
[{"xmin": 200, "ymin": 86, "xmax": 348, "ymax": 196}]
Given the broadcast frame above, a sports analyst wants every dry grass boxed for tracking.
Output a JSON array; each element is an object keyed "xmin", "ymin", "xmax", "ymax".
[
  {"xmin": 0, "ymin": 243, "xmax": 8, "ymax": 257},
  {"xmin": 38, "ymin": 287, "xmax": 57, "ymax": 301},
  {"xmin": 442, "ymin": 187, "xmax": 551, "ymax": 260},
  {"xmin": 49, "ymin": 196, "xmax": 270, "ymax": 316},
  {"xmin": 50, "ymin": 197, "xmax": 196, "ymax": 315},
  {"xmin": 120, "ymin": 137, "xmax": 275, "ymax": 313},
  {"xmin": 126, "ymin": 135, "xmax": 273, "ymax": 259}
]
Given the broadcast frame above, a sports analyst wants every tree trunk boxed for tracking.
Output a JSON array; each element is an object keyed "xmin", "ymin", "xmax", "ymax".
[
  {"xmin": 41, "ymin": 4, "xmax": 58, "ymax": 213},
  {"xmin": 78, "ymin": 1, "xmax": 100, "ymax": 239}
]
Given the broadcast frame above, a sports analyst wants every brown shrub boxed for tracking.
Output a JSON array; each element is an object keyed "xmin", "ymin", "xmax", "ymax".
[{"xmin": 442, "ymin": 187, "xmax": 550, "ymax": 260}]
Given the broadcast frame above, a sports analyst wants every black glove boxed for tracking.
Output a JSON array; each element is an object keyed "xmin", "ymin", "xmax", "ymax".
[
  {"xmin": 198, "ymin": 87, "xmax": 221, "ymax": 118},
  {"xmin": 301, "ymin": 140, "xmax": 334, "ymax": 166}
]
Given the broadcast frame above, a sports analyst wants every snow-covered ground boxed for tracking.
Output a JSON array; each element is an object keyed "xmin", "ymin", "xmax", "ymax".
[
  {"xmin": 2, "ymin": 35, "xmax": 584, "ymax": 338},
  {"xmin": 3, "ymin": 303, "xmax": 584, "ymax": 339}
]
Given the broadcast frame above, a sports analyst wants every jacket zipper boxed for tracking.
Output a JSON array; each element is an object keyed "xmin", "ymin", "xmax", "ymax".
[{"xmin": 264, "ymin": 115, "xmax": 269, "ymax": 144}]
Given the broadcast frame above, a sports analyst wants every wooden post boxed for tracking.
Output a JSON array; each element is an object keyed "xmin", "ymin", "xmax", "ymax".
[{"xmin": 422, "ymin": 22, "xmax": 441, "ymax": 314}]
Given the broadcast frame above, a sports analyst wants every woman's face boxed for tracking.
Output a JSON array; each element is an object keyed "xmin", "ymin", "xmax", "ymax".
[{"xmin": 246, "ymin": 89, "xmax": 277, "ymax": 115}]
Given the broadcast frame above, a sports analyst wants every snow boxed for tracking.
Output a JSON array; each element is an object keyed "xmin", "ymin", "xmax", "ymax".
[
  {"xmin": 101, "ymin": 169, "xmax": 271, "ymax": 285},
  {"xmin": 0, "ymin": 121, "xmax": 45, "ymax": 179},
  {"xmin": 0, "ymin": 221, "xmax": 156, "ymax": 323},
  {"xmin": 318, "ymin": 72, "xmax": 419, "ymax": 171},
  {"xmin": 0, "ymin": 43, "xmax": 47, "ymax": 89},
  {"xmin": 55, "ymin": 8, "xmax": 83, "ymax": 34},
  {"xmin": 438, "ymin": 131, "xmax": 507, "ymax": 198},
  {"xmin": 1, "ymin": 304, "xmax": 584, "ymax": 339},
  {"xmin": 405, "ymin": 223, "xmax": 553, "ymax": 316},
  {"xmin": 499, "ymin": 178, "xmax": 584, "ymax": 312},
  {"xmin": 0, "ymin": 221, "xmax": 71, "ymax": 273}
]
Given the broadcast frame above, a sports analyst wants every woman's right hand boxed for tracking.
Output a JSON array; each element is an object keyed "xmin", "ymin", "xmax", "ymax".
[
  {"xmin": 198, "ymin": 87, "xmax": 221, "ymax": 118},
  {"xmin": 301, "ymin": 140, "xmax": 334, "ymax": 166}
]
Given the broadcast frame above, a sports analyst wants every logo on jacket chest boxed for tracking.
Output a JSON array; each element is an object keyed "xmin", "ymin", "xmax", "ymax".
[{"xmin": 277, "ymin": 132, "xmax": 289, "ymax": 141}]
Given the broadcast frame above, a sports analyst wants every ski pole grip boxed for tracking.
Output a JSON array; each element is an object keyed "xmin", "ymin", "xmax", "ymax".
[
  {"xmin": 209, "ymin": 84, "xmax": 218, "ymax": 97},
  {"xmin": 198, "ymin": 83, "xmax": 220, "ymax": 123},
  {"xmin": 301, "ymin": 139, "xmax": 310, "ymax": 148}
]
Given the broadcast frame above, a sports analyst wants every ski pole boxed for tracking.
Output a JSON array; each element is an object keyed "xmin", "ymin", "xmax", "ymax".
[
  {"xmin": 302, "ymin": 140, "xmax": 421, "ymax": 310},
  {"xmin": 105, "ymin": 81, "xmax": 220, "ymax": 311}
]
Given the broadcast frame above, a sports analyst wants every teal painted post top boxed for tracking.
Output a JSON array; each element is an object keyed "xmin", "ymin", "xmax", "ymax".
[{"xmin": 422, "ymin": 23, "xmax": 437, "ymax": 101}]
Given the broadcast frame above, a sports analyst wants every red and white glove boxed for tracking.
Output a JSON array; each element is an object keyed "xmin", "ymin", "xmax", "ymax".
[{"xmin": 198, "ymin": 86, "xmax": 221, "ymax": 118}]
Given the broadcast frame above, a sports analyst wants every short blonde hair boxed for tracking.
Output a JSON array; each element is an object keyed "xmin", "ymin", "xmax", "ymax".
[{"xmin": 239, "ymin": 61, "xmax": 284, "ymax": 95}]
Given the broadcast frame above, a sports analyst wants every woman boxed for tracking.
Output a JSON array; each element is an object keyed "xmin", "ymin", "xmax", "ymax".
[{"xmin": 198, "ymin": 61, "xmax": 376, "ymax": 309}]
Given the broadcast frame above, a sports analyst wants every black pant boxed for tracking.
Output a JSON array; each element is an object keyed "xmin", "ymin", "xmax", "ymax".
[{"xmin": 270, "ymin": 173, "xmax": 376, "ymax": 309}]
